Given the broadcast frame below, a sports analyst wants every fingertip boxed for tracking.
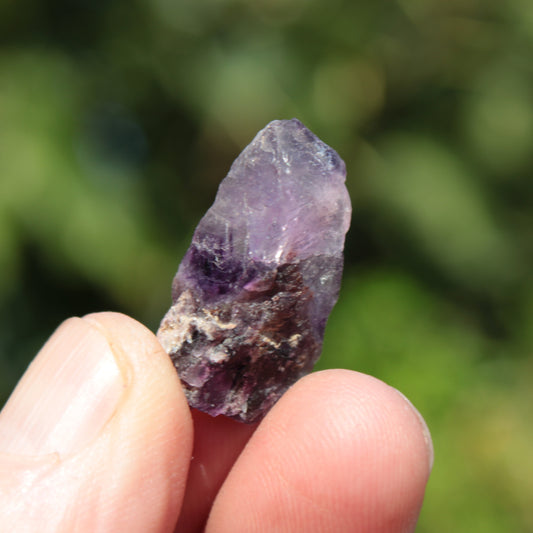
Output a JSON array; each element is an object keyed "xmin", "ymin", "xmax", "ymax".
[
  {"xmin": 286, "ymin": 369, "xmax": 433, "ymax": 478},
  {"xmin": 207, "ymin": 369, "xmax": 432, "ymax": 533},
  {"xmin": 390, "ymin": 386, "xmax": 434, "ymax": 473},
  {"xmin": 82, "ymin": 312, "xmax": 195, "ymax": 530}
]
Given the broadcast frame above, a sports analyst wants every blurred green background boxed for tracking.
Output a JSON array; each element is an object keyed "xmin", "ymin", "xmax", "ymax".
[{"xmin": 1, "ymin": 0, "xmax": 532, "ymax": 530}]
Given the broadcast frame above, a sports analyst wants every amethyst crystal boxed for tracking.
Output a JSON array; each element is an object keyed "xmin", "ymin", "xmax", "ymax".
[{"xmin": 157, "ymin": 119, "xmax": 351, "ymax": 423}]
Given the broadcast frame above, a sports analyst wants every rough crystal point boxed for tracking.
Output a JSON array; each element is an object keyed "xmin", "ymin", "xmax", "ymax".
[{"xmin": 157, "ymin": 119, "xmax": 351, "ymax": 423}]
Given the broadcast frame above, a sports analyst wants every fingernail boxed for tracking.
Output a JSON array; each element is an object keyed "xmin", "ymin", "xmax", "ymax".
[
  {"xmin": 0, "ymin": 318, "xmax": 125, "ymax": 456},
  {"xmin": 394, "ymin": 389, "xmax": 434, "ymax": 472}
]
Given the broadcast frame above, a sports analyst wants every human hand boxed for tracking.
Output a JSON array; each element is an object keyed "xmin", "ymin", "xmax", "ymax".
[{"xmin": 0, "ymin": 312, "xmax": 433, "ymax": 532}]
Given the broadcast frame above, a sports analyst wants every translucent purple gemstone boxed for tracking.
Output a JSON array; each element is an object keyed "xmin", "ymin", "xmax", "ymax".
[{"xmin": 157, "ymin": 119, "xmax": 351, "ymax": 423}]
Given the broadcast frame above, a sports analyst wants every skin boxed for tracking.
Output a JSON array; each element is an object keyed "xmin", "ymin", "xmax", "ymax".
[{"xmin": 0, "ymin": 312, "xmax": 433, "ymax": 532}]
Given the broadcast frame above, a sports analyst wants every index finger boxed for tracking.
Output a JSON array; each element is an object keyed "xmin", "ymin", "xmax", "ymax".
[{"xmin": 206, "ymin": 369, "xmax": 433, "ymax": 533}]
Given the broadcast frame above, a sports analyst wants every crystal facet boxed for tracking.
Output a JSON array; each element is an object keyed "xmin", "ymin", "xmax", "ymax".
[{"xmin": 157, "ymin": 119, "xmax": 351, "ymax": 423}]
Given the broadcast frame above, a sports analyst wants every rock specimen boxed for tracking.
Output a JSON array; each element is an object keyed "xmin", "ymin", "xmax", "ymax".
[{"xmin": 157, "ymin": 119, "xmax": 351, "ymax": 423}]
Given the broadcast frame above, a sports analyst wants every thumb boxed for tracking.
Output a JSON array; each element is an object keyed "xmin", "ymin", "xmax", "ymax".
[{"xmin": 0, "ymin": 312, "xmax": 193, "ymax": 533}]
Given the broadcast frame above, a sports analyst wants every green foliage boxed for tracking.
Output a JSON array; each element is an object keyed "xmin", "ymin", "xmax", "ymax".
[{"xmin": 0, "ymin": 0, "xmax": 531, "ymax": 530}]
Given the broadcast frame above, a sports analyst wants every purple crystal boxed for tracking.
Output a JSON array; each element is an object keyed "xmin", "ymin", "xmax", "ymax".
[{"xmin": 157, "ymin": 119, "xmax": 351, "ymax": 423}]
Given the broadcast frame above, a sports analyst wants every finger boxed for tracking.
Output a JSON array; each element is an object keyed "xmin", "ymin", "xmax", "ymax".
[
  {"xmin": 0, "ymin": 312, "xmax": 193, "ymax": 533},
  {"xmin": 174, "ymin": 410, "xmax": 257, "ymax": 532},
  {"xmin": 206, "ymin": 369, "xmax": 433, "ymax": 533}
]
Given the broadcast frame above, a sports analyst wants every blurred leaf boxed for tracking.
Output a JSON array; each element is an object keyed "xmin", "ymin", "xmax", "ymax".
[
  {"xmin": 369, "ymin": 135, "xmax": 521, "ymax": 291},
  {"xmin": 462, "ymin": 66, "xmax": 533, "ymax": 175}
]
